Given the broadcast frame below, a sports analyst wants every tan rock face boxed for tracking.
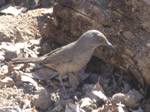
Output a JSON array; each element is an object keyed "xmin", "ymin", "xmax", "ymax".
[
  {"xmin": 43, "ymin": 0, "xmax": 150, "ymax": 86},
  {"xmin": 0, "ymin": 8, "xmax": 45, "ymax": 43}
]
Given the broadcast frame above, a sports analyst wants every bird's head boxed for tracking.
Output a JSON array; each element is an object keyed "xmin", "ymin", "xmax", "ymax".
[{"xmin": 79, "ymin": 30, "xmax": 116, "ymax": 51}]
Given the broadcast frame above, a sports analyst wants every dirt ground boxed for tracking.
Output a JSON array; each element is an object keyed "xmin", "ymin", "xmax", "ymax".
[{"xmin": 0, "ymin": 2, "xmax": 150, "ymax": 112}]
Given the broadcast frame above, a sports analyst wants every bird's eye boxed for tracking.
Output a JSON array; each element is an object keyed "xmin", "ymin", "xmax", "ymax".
[{"xmin": 99, "ymin": 38, "xmax": 103, "ymax": 41}]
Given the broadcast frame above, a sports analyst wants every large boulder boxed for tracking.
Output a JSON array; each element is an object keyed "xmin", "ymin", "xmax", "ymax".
[
  {"xmin": 0, "ymin": 8, "xmax": 46, "ymax": 42},
  {"xmin": 43, "ymin": 0, "xmax": 150, "ymax": 86}
]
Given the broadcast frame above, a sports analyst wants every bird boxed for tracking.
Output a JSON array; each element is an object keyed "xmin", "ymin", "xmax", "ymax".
[{"xmin": 11, "ymin": 30, "xmax": 116, "ymax": 92}]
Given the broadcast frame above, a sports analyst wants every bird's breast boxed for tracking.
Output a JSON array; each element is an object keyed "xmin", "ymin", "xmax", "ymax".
[
  {"xmin": 63, "ymin": 49, "xmax": 94, "ymax": 73},
  {"xmin": 53, "ymin": 45, "xmax": 95, "ymax": 75}
]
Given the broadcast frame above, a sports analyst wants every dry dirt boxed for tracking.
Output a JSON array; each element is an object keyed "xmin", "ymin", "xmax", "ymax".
[{"xmin": 0, "ymin": 3, "xmax": 149, "ymax": 112}]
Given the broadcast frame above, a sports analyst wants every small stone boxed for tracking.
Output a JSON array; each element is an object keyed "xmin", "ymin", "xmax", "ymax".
[
  {"xmin": 80, "ymin": 97, "xmax": 93, "ymax": 108},
  {"xmin": 143, "ymin": 0, "xmax": 150, "ymax": 5},
  {"xmin": 147, "ymin": 43, "xmax": 150, "ymax": 47},
  {"xmin": 65, "ymin": 103, "xmax": 80, "ymax": 112},
  {"xmin": 88, "ymin": 73, "xmax": 98, "ymax": 83},
  {"xmin": 123, "ymin": 31, "xmax": 133, "ymax": 39},
  {"xmin": 51, "ymin": 105, "xmax": 63, "ymax": 112},
  {"xmin": 111, "ymin": 89, "xmax": 143, "ymax": 108},
  {"xmin": 125, "ymin": 49, "xmax": 134, "ymax": 56},
  {"xmin": 0, "ymin": 54, "xmax": 5, "ymax": 61},
  {"xmin": 0, "ymin": 77, "xmax": 15, "ymax": 87},
  {"xmin": 78, "ymin": 68, "xmax": 89, "ymax": 81},
  {"xmin": 15, "ymin": 80, "xmax": 23, "ymax": 87},
  {"xmin": 32, "ymin": 88, "xmax": 51, "ymax": 109},
  {"xmin": 0, "ymin": 0, "xmax": 5, "ymax": 7},
  {"xmin": 0, "ymin": 106, "xmax": 21, "ymax": 112},
  {"xmin": 0, "ymin": 65, "xmax": 8, "ymax": 79},
  {"xmin": 82, "ymin": 84, "xmax": 94, "ymax": 94},
  {"xmin": 0, "ymin": 42, "xmax": 18, "ymax": 60},
  {"xmin": 60, "ymin": 99, "xmax": 73, "ymax": 107}
]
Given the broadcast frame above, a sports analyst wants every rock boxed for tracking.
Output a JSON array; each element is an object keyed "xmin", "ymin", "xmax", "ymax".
[
  {"xmin": 43, "ymin": 0, "xmax": 150, "ymax": 87},
  {"xmin": 80, "ymin": 82, "xmax": 108, "ymax": 111},
  {"xmin": 121, "ymin": 82, "xmax": 131, "ymax": 93},
  {"xmin": 111, "ymin": 89, "xmax": 143, "ymax": 108},
  {"xmin": 15, "ymin": 80, "xmax": 24, "ymax": 87},
  {"xmin": 0, "ymin": 65, "xmax": 8, "ymax": 79},
  {"xmin": 132, "ymin": 107, "xmax": 144, "ymax": 112},
  {"xmin": 0, "ymin": 8, "xmax": 45, "ymax": 43},
  {"xmin": 78, "ymin": 68, "xmax": 89, "ymax": 81},
  {"xmin": 51, "ymin": 104, "xmax": 63, "ymax": 112},
  {"xmin": 147, "ymin": 43, "xmax": 150, "ymax": 47},
  {"xmin": 0, "ymin": 106, "xmax": 21, "ymax": 112},
  {"xmin": 87, "ymin": 73, "xmax": 98, "ymax": 84},
  {"xmin": 0, "ymin": 42, "xmax": 17, "ymax": 60},
  {"xmin": 0, "ymin": 77, "xmax": 15, "ymax": 88},
  {"xmin": 9, "ymin": 0, "xmax": 54, "ymax": 9},
  {"xmin": 60, "ymin": 99, "xmax": 73, "ymax": 107},
  {"xmin": 0, "ymin": 5, "xmax": 27, "ymax": 16},
  {"xmin": 91, "ymin": 83, "xmax": 108, "ymax": 102},
  {"xmin": 80, "ymin": 97, "xmax": 94, "ymax": 108},
  {"xmin": 123, "ymin": 31, "xmax": 133, "ymax": 39},
  {"xmin": 143, "ymin": 0, "xmax": 150, "ymax": 5},
  {"xmin": 39, "ymin": 0, "xmax": 55, "ymax": 7},
  {"xmin": 0, "ymin": 0, "xmax": 5, "ymax": 7},
  {"xmin": 32, "ymin": 88, "xmax": 51, "ymax": 109},
  {"xmin": 9, "ymin": 0, "xmax": 39, "ymax": 9},
  {"xmin": 82, "ymin": 84, "xmax": 94, "ymax": 94},
  {"xmin": 65, "ymin": 103, "xmax": 80, "ymax": 112},
  {"xmin": 0, "ymin": 41, "xmax": 39, "ymax": 61},
  {"xmin": 20, "ymin": 75, "xmax": 39, "ymax": 90},
  {"xmin": 142, "ymin": 104, "xmax": 150, "ymax": 112}
]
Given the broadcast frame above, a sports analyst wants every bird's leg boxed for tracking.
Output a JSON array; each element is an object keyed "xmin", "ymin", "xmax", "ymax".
[
  {"xmin": 59, "ymin": 75, "xmax": 67, "ymax": 93},
  {"xmin": 69, "ymin": 72, "xmax": 80, "ymax": 89}
]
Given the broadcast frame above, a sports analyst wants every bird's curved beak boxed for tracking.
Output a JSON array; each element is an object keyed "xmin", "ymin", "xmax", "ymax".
[{"xmin": 107, "ymin": 42, "xmax": 117, "ymax": 52}]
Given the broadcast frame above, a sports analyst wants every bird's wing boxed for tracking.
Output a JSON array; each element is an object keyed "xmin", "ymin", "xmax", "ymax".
[
  {"xmin": 42, "ymin": 45, "xmax": 73, "ymax": 68},
  {"xmin": 43, "ymin": 47, "xmax": 62, "ymax": 57}
]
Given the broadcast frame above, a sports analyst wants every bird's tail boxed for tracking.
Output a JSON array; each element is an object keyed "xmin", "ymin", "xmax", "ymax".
[{"xmin": 11, "ymin": 57, "xmax": 45, "ymax": 64}]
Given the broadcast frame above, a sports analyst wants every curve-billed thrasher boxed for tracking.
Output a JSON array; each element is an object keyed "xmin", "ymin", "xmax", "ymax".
[{"xmin": 11, "ymin": 30, "xmax": 116, "ymax": 91}]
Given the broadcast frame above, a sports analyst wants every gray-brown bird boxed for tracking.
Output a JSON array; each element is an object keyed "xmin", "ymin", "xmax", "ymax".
[{"xmin": 11, "ymin": 30, "xmax": 116, "ymax": 91}]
